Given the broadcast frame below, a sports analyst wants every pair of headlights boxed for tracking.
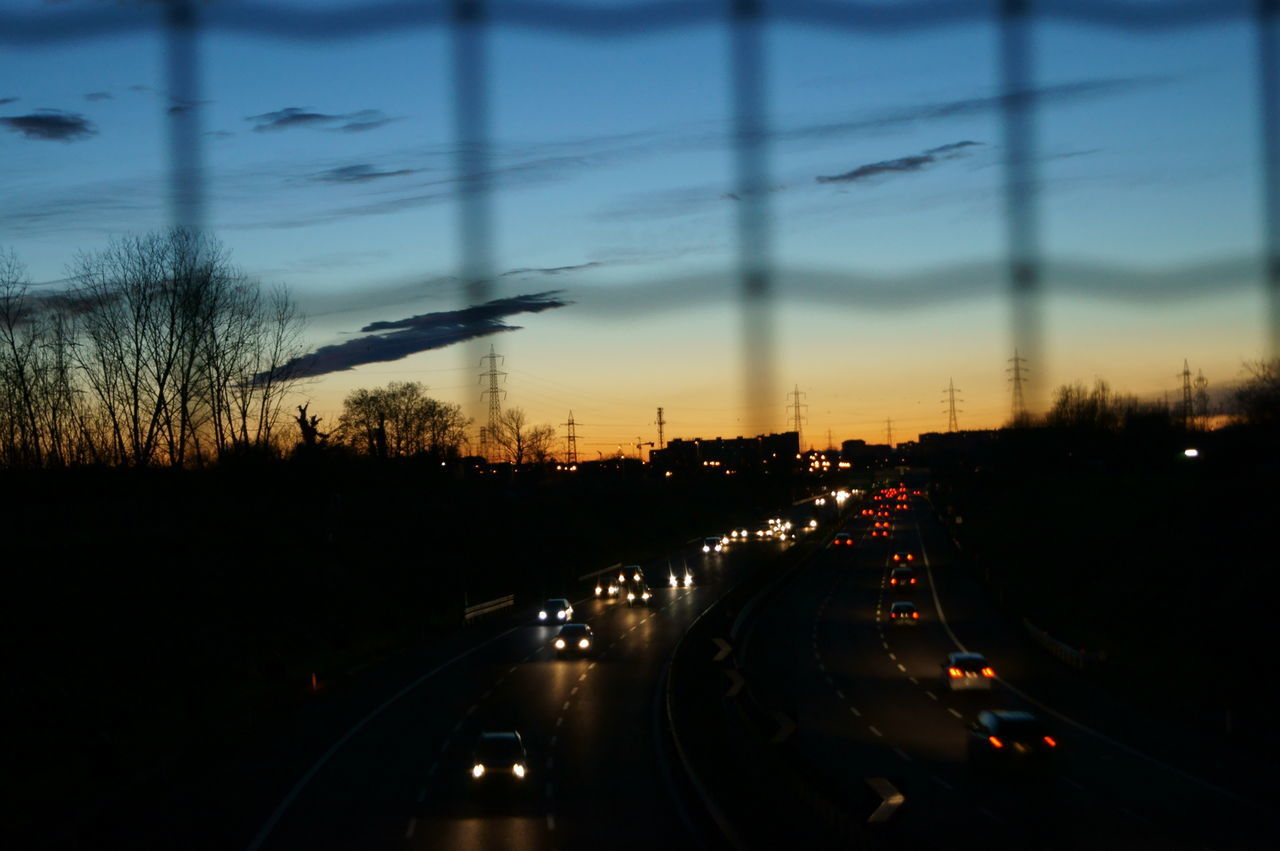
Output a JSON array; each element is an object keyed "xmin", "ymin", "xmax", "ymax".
[
  {"xmin": 554, "ymin": 637, "xmax": 591, "ymax": 649},
  {"xmin": 472, "ymin": 763, "xmax": 525, "ymax": 778}
]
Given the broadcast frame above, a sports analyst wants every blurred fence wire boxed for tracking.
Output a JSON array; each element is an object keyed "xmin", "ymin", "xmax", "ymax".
[{"xmin": 2, "ymin": 0, "xmax": 1277, "ymax": 426}]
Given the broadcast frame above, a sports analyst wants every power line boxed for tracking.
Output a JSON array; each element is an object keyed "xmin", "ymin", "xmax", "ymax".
[
  {"xmin": 1007, "ymin": 348, "xmax": 1029, "ymax": 423},
  {"xmin": 942, "ymin": 377, "xmax": 964, "ymax": 432},
  {"xmin": 786, "ymin": 384, "xmax": 807, "ymax": 448},
  {"xmin": 562, "ymin": 410, "xmax": 579, "ymax": 465},
  {"xmin": 479, "ymin": 343, "xmax": 506, "ymax": 460}
]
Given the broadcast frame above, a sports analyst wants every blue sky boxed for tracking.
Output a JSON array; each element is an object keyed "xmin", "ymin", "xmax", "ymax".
[{"xmin": 1, "ymin": 1, "xmax": 1269, "ymax": 453}]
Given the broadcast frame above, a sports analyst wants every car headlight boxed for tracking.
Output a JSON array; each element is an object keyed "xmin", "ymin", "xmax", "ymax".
[
  {"xmin": 595, "ymin": 585, "xmax": 602, "ymax": 596},
  {"xmin": 642, "ymin": 592, "xmax": 650, "ymax": 600},
  {"xmin": 513, "ymin": 763, "xmax": 526, "ymax": 778},
  {"xmin": 557, "ymin": 610, "xmax": 567, "ymax": 620},
  {"xmin": 714, "ymin": 544, "xmax": 722, "ymax": 552},
  {"xmin": 684, "ymin": 575, "xmax": 693, "ymax": 587},
  {"xmin": 555, "ymin": 638, "xmax": 566, "ymax": 649},
  {"xmin": 538, "ymin": 611, "xmax": 547, "ymax": 620},
  {"xmin": 702, "ymin": 545, "xmax": 710, "ymax": 552},
  {"xmin": 472, "ymin": 763, "xmax": 485, "ymax": 778},
  {"xmin": 627, "ymin": 592, "xmax": 635, "ymax": 601},
  {"xmin": 670, "ymin": 575, "xmax": 678, "ymax": 587},
  {"xmin": 578, "ymin": 638, "xmax": 590, "ymax": 649}
]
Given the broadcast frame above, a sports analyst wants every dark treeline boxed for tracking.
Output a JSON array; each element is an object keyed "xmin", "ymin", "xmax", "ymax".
[
  {"xmin": 0, "ymin": 230, "xmax": 304, "ymax": 469},
  {"xmin": 926, "ymin": 368, "xmax": 1278, "ymax": 757}
]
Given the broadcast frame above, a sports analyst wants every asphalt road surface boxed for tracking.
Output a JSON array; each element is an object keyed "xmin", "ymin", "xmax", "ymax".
[{"xmin": 741, "ymin": 493, "xmax": 1273, "ymax": 850}]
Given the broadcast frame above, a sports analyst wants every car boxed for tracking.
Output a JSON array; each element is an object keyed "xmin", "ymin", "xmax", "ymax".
[
  {"xmin": 553, "ymin": 623, "xmax": 595, "ymax": 656},
  {"xmin": 832, "ymin": 532, "xmax": 855, "ymax": 548},
  {"xmin": 701, "ymin": 536, "xmax": 724, "ymax": 553},
  {"xmin": 470, "ymin": 731, "xmax": 529, "ymax": 782},
  {"xmin": 889, "ymin": 601, "xmax": 920, "ymax": 625},
  {"xmin": 668, "ymin": 568, "xmax": 695, "ymax": 588},
  {"xmin": 626, "ymin": 583, "xmax": 654, "ymax": 607},
  {"xmin": 538, "ymin": 598, "xmax": 573, "ymax": 623},
  {"xmin": 891, "ymin": 551, "xmax": 916, "ymax": 564},
  {"xmin": 871, "ymin": 521, "xmax": 892, "ymax": 538},
  {"xmin": 889, "ymin": 566, "xmax": 917, "ymax": 588},
  {"xmin": 967, "ymin": 710, "xmax": 1056, "ymax": 770},
  {"xmin": 943, "ymin": 652, "xmax": 996, "ymax": 690}
]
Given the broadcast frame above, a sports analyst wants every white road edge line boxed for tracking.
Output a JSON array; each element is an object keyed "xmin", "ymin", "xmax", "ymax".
[{"xmin": 405, "ymin": 817, "xmax": 416, "ymax": 839}]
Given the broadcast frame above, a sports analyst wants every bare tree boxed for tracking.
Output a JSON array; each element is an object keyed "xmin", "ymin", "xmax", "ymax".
[
  {"xmin": 492, "ymin": 407, "xmax": 555, "ymax": 465},
  {"xmin": 1234, "ymin": 358, "xmax": 1280, "ymax": 428}
]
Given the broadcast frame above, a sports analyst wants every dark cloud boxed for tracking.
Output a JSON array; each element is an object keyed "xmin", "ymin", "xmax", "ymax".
[
  {"xmin": 246, "ymin": 107, "xmax": 394, "ymax": 134},
  {"xmin": 312, "ymin": 164, "xmax": 419, "ymax": 184},
  {"xmin": 0, "ymin": 110, "xmax": 96, "ymax": 142},
  {"xmin": 0, "ymin": 96, "xmax": 19, "ymax": 105},
  {"xmin": 262, "ymin": 291, "xmax": 570, "ymax": 381},
  {"xmin": 816, "ymin": 141, "xmax": 982, "ymax": 185},
  {"xmin": 501, "ymin": 262, "xmax": 601, "ymax": 277},
  {"xmin": 84, "ymin": 92, "xmax": 112, "ymax": 102}
]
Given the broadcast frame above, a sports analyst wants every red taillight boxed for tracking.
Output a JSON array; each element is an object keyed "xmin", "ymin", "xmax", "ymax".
[
  {"xmin": 907, "ymin": 554, "xmax": 914, "ymax": 561},
  {"xmin": 890, "ymin": 612, "xmax": 897, "ymax": 619},
  {"xmin": 988, "ymin": 736, "xmax": 1004, "ymax": 749},
  {"xmin": 1043, "ymin": 736, "xmax": 1057, "ymax": 747},
  {"xmin": 912, "ymin": 612, "xmax": 919, "ymax": 619},
  {"xmin": 981, "ymin": 667, "xmax": 995, "ymax": 678},
  {"xmin": 910, "ymin": 578, "xmax": 917, "ymax": 584},
  {"xmin": 948, "ymin": 667, "xmax": 962, "ymax": 677},
  {"xmin": 890, "ymin": 578, "xmax": 897, "ymax": 585}
]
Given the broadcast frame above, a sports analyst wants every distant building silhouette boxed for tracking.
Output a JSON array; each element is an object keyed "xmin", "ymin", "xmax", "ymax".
[{"xmin": 649, "ymin": 431, "xmax": 800, "ymax": 473}]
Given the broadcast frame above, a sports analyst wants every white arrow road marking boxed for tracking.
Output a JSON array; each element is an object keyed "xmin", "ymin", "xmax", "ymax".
[
  {"xmin": 725, "ymin": 668, "xmax": 746, "ymax": 698},
  {"xmin": 712, "ymin": 637, "xmax": 732, "ymax": 662},
  {"xmin": 770, "ymin": 710, "xmax": 797, "ymax": 744},
  {"xmin": 867, "ymin": 777, "xmax": 905, "ymax": 824}
]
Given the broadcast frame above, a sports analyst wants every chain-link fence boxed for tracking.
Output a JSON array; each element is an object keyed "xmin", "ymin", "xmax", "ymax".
[{"xmin": 4, "ymin": 0, "xmax": 1276, "ymax": 428}]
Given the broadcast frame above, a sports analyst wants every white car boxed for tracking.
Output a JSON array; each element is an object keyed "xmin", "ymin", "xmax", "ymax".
[{"xmin": 537, "ymin": 598, "xmax": 573, "ymax": 623}]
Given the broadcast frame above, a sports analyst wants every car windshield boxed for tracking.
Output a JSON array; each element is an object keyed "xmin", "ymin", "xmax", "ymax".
[
  {"xmin": 559, "ymin": 624, "xmax": 588, "ymax": 636},
  {"xmin": 476, "ymin": 736, "xmax": 523, "ymax": 762},
  {"xmin": 892, "ymin": 603, "xmax": 916, "ymax": 612},
  {"xmin": 994, "ymin": 718, "xmax": 1046, "ymax": 740}
]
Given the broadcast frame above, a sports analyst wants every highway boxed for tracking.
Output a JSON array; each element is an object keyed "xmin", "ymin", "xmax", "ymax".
[
  {"xmin": 247, "ymin": 524, "xmax": 814, "ymax": 851},
  {"xmin": 740, "ymin": 489, "xmax": 1274, "ymax": 849}
]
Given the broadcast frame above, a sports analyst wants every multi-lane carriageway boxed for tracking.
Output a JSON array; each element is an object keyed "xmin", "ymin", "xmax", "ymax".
[
  {"xmin": 247, "ymin": 515, "xmax": 820, "ymax": 851},
  {"xmin": 741, "ymin": 490, "xmax": 1275, "ymax": 850},
  {"xmin": 245, "ymin": 488, "xmax": 1273, "ymax": 851}
]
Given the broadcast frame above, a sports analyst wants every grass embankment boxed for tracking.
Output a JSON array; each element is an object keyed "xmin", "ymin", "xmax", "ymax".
[{"xmin": 935, "ymin": 426, "xmax": 1276, "ymax": 751}]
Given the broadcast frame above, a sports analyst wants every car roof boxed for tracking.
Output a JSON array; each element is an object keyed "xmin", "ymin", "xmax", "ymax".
[
  {"xmin": 948, "ymin": 652, "xmax": 987, "ymax": 664},
  {"xmin": 890, "ymin": 601, "xmax": 917, "ymax": 610},
  {"xmin": 835, "ymin": 532, "xmax": 850, "ymax": 537},
  {"xmin": 478, "ymin": 731, "xmax": 522, "ymax": 744},
  {"xmin": 980, "ymin": 709, "xmax": 1037, "ymax": 725},
  {"xmin": 891, "ymin": 565, "xmax": 914, "ymax": 572},
  {"xmin": 545, "ymin": 597, "xmax": 569, "ymax": 604}
]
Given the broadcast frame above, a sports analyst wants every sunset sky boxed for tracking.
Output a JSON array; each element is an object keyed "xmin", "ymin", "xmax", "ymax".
[{"xmin": 1, "ymin": 1, "xmax": 1270, "ymax": 457}]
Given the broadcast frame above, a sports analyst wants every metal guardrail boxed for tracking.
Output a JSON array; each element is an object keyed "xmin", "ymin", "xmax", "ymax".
[
  {"xmin": 463, "ymin": 593, "xmax": 514, "ymax": 622},
  {"xmin": 577, "ymin": 562, "xmax": 624, "ymax": 582},
  {"xmin": 1023, "ymin": 617, "xmax": 1107, "ymax": 670}
]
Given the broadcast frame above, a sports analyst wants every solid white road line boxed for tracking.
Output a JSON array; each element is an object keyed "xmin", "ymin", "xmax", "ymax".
[{"xmin": 947, "ymin": 708, "xmax": 963, "ymax": 718}]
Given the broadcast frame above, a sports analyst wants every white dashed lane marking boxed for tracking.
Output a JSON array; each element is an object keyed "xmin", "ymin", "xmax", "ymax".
[
  {"xmin": 925, "ymin": 691, "xmax": 939, "ymax": 701},
  {"xmin": 869, "ymin": 726, "xmax": 883, "ymax": 737},
  {"xmin": 897, "ymin": 663, "xmax": 907, "ymax": 672},
  {"xmin": 547, "ymin": 813, "xmax": 556, "ymax": 830},
  {"xmin": 405, "ymin": 818, "xmax": 416, "ymax": 839},
  {"xmin": 947, "ymin": 708, "xmax": 963, "ymax": 719},
  {"xmin": 894, "ymin": 748, "xmax": 911, "ymax": 761}
]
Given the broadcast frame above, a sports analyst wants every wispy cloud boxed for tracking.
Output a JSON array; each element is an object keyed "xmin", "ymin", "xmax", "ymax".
[
  {"xmin": 816, "ymin": 140, "xmax": 981, "ymax": 184},
  {"xmin": 501, "ymin": 262, "xmax": 602, "ymax": 277},
  {"xmin": 263, "ymin": 291, "xmax": 570, "ymax": 381},
  {"xmin": 0, "ymin": 109, "xmax": 96, "ymax": 142},
  {"xmin": 246, "ymin": 107, "xmax": 395, "ymax": 134},
  {"xmin": 83, "ymin": 91, "xmax": 112, "ymax": 102},
  {"xmin": 311, "ymin": 164, "xmax": 420, "ymax": 184}
]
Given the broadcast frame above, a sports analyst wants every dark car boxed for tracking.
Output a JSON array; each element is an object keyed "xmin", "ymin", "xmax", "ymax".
[
  {"xmin": 891, "ymin": 551, "xmax": 915, "ymax": 564},
  {"xmin": 553, "ymin": 623, "xmax": 595, "ymax": 657},
  {"xmin": 889, "ymin": 567, "xmax": 917, "ymax": 588},
  {"xmin": 626, "ymin": 583, "xmax": 653, "ymax": 607},
  {"xmin": 470, "ymin": 731, "xmax": 529, "ymax": 782},
  {"xmin": 831, "ymin": 532, "xmax": 855, "ymax": 548},
  {"xmin": 889, "ymin": 601, "xmax": 919, "ymax": 625},
  {"xmin": 967, "ymin": 710, "xmax": 1056, "ymax": 770},
  {"xmin": 943, "ymin": 651, "xmax": 996, "ymax": 691}
]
